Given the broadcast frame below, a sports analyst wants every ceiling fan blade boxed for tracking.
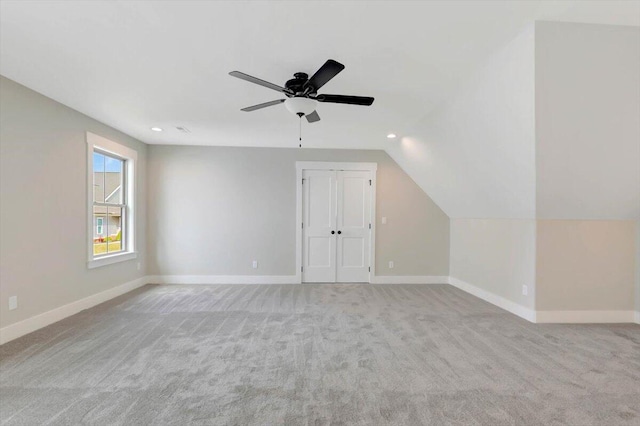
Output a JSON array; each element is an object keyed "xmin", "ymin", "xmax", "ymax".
[
  {"xmin": 304, "ymin": 60, "xmax": 345, "ymax": 92},
  {"xmin": 306, "ymin": 110, "xmax": 321, "ymax": 123},
  {"xmin": 241, "ymin": 99, "xmax": 285, "ymax": 112},
  {"xmin": 229, "ymin": 71, "xmax": 288, "ymax": 94},
  {"xmin": 315, "ymin": 94, "xmax": 374, "ymax": 106}
]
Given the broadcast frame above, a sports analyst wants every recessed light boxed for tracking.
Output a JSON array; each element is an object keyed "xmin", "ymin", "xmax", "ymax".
[
  {"xmin": 387, "ymin": 133, "xmax": 397, "ymax": 139},
  {"xmin": 151, "ymin": 127, "xmax": 163, "ymax": 132}
]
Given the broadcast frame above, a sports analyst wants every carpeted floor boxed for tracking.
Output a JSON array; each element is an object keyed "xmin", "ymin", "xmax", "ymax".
[{"xmin": 1, "ymin": 284, "xmax": 639, "ymax": 425}]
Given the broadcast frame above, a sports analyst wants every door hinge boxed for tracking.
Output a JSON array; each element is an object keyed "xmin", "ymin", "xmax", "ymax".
[
  {"xmin": 302, "ymin": 222, "xmax": 304, "ymax": 229},
  {"xmin": 301, "ymin": 266, "xmax": 303, "ymax": 272},
  {"xmin": 368, "ymin": 266, "xmax": 371, "ymax": 272},
  {"xmin": 302, "ymin": 178, "xmax": 305, "ymax": 184},
  {"xmin": 369, "ymin": 179, "xmax": 372, "ymax": 186},
  {"xmin": 369, "ymin": 223, "xmax": 371, "ymax": 229}
]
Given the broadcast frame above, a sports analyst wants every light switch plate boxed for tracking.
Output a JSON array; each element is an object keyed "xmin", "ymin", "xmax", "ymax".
[
  {"xmin": 381, "ymin": 217, "xmax": 387, "ymax": 225},
  {"xmin": 252, "ymin": 260, "xmax": 258, "ymax": 269},
  {"xmin": 388, "ymin": 261, "xmax": 394, "ymax": 269},
  {"xmin": 9, "ymin": 296, "xmax": 17, "ymax": 311}
]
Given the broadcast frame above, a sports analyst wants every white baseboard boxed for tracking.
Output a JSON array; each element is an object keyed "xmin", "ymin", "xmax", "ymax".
[
  {"xmin": 448, "ymin": 277, "xmax": 537, "ymax": 323},
  {"xmin": 0, "ymin": 276, "xmax": 149, "ymax": 345},
  {"xmin": 3, "ymin": 274, "xmax": 636, "ymax": 346},
  {"xmin": 148, "ymin": 275, "xmax": 299, "ymax": 285},
  {"xmin": 151, "ymin": 275, "xmax": 449, "ymax": 285},
  {"xmin": 536, "ymin": 310, "xmax": 636, "ymax": 324},
  {"xmin": 370, "ymin": 275, "xmax": 449, "ymax": 284}
]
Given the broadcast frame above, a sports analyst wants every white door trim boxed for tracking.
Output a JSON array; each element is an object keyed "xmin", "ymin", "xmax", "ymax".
[{"xmin": 296, "ymin": 161, "xmax": 377, "ymax": 284}]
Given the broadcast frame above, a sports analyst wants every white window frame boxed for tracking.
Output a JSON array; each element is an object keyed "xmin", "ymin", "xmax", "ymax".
[{"xmin": 87, "ymin": 132, "xmax": 137, "ymax": 268}]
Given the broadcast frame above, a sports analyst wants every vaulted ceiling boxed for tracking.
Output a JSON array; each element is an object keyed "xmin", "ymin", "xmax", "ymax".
[
  {"xmin": 1, "ymin": 1, "xmax": 637, "ymax": 150},
  {"xmin": 2, "ymin": 1, "xmax": 638, "ymax": 220}
]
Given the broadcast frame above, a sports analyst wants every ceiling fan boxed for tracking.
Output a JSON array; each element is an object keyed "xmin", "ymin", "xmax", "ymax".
[{"xmin": 229, "ymin": 59, "xmax": 374, "ymax": 123}]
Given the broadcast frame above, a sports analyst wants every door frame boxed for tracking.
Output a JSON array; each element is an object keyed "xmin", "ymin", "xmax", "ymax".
[{"xmin": 295, "ymin": 161, "xmax": 377, "ymax": 284}]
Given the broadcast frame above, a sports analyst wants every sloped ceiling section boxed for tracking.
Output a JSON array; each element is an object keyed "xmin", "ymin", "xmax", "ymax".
[{"xmin": 386, "ymin": 26, "xmax": 536, "ymax": 219}]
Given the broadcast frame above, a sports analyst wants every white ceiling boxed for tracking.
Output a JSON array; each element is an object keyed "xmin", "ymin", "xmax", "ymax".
[
  {"xmin": 1, "ymin": 1, "xmax": 638, "ymax": 150},
  {"xmin": 387, "ymin": 24, "xmax": 537, "ymax": 219}
]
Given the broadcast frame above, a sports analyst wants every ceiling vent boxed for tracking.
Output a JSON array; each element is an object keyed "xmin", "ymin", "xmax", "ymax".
[{"xmin": 175, "ymin": 126, "xmax": 191, "ymax": 133}]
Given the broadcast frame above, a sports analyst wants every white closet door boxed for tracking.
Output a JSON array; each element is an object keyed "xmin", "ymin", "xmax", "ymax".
[
  {"xmin": 336, "ymin": 170, "xmax": 371, "ymax": 282},
  {"xmin": 302, "ymin": 170, "xmax": 337, "ymax": 282}
]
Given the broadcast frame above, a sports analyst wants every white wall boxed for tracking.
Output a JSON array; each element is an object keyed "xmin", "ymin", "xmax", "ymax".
[
  {"xmin": 534, "ymin": 22, "xmax": 639, "ymax": 314},
  {"xmin": 387, "ymin": 24, "xmax": 536, "ymax": 219},
  {"xmin": 147, "ymin": 145, "xmax": 450, "ymax": 278},
  {"xmin": 386, "ymin": 21, "xmax": 639, "ymax": 318},
  {"xmin": 0, "ymin": 76, "xmax": 148, "ymax": 330},
  {"xmin": 535, "ymin": 22, "xmax": 640, "ymax": 220}
]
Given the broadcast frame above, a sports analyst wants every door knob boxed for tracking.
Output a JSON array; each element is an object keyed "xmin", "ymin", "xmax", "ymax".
[
  {"xmin": 337, "ymin": 231, "xmax": 342, "ymax": 234},
  {"xmin": 331, "ymin": 231, "xmax": 335, "ymax": 234}
]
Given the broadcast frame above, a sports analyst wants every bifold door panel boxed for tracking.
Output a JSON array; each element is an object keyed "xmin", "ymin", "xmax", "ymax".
[
  {"xmin": 336, "ymin": 171, "xmax": 371, "ymax": 282},
  {"xmin": 302, "ymin": 169, "xmax": 371, "ymax": 283},
  {"xmin": 302, "ymin": 170, "xmax": 337, "ymax": 282}
]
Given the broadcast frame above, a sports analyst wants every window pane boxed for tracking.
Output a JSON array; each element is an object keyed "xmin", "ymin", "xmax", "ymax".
[
  {"xmin": 104, "ymin": 155, "xmax": 124, "ymax": 204},
  {"xmin": 106, "ymin": 206, "xmax": 124, "ymax": 254},
  {"xmin": 93, "ymin": 206, "xmax": 107, "ymax": 255},
  {"xmin": 93, "ymin": 152, "xmax": 105, "ymax": 203}
]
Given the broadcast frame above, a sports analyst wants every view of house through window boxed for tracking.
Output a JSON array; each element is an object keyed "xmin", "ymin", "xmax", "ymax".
[{"xmin": 93, "ymin": 150, "xmax": 125, "ymax": 256}]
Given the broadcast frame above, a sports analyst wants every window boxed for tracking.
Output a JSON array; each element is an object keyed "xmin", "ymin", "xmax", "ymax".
[
  {"xmin": 92, "ymin": 150, "xmax": 125, "ymax": 256},
  {"xmin": 87, "ymin": 132, "xmax": 137, "ymax": 268}
]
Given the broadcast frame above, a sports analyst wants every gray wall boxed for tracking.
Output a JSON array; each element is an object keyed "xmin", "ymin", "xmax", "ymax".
[
  {"xmin": 147, "ymin": 145, "xmax": 450, "ymax": 277},
  {"xmin": 636, "ymin": 222, "xmax": 640, "ymax": 315},
  {"xmin": 450, "ymin": 219, "xmax": 536, "ymax": 309},
  {"xmin": 0, "ymin": 76, "xmax": 148, "ymax": 329}
]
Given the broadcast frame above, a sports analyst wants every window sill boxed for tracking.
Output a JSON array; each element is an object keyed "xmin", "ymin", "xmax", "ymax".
[{"xmin": 88, "ymin": 251, "xmax": 137, "ymax": 269}]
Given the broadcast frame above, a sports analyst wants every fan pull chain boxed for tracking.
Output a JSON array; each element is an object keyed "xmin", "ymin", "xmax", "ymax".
[{"xmin": 298, "ymin": 113, "xmax": 303, "ymax": 148}]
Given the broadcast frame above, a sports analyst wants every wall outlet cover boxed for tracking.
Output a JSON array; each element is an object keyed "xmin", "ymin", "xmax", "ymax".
[
  {"xmin": 9, "ymin": 296, "xmax": 17, "ymax": 311},
  {"xmin": 252, "ymin": 260, "xmax": 258, "ymax": 269},
  {"xmin": 388, "ymin": 261, "xmax": 394, "ymax": 269},
  {"xmin": 522, "ymin": 285, "xmax": 528, "ymax": 296}
]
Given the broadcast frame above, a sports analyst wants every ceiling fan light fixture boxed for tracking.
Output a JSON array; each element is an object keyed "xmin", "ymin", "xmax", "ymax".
[{"xmin": 285, "ymin": 97, "xmax": 317, "ymax": 116}]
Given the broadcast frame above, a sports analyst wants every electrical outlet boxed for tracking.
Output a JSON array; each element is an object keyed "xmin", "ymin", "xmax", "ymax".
[
  {"xmin": 8, "ymin": 296, "xmax": 17, "ymax": 311},
  {"xmin": 381, "ymin": 217, "xmax": 387, "ymax": 225},
  {"xmin": 388, "ymin": 261, "xmax": 394, "ymax": 269},
  {"xmin": 522, "ymin": 285, "xmax": 528, "ymax": 296},
  {"xmin": 252, "ymin": 260, "xmax": 258, "ymax": 269}
]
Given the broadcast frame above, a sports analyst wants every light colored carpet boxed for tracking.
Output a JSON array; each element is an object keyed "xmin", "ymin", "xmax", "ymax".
[{"xmin": 1, "ymin": 284, "xmax": 639, "ymax": 425}]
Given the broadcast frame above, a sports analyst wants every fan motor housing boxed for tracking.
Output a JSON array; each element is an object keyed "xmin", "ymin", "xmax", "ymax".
[{"xmin": 285, "ymin": 72, "xmax": 310, "ymax": 95}]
